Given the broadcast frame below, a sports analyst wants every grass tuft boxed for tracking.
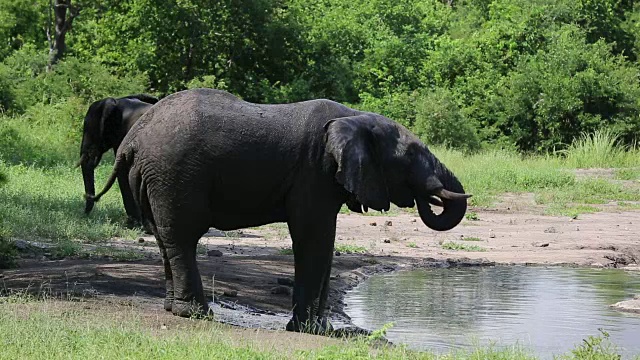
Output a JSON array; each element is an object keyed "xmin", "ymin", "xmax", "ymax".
[
  {"xmin": 441, "ymin": 242, "xmax": 486, "ymax": 252},
  {"xmin": 561, "ymin": 130, "xmax": 640, "ymax": 169},
  {"xmin": 335, "ymin": 244, "xmax": 368, "ymax": 254}
]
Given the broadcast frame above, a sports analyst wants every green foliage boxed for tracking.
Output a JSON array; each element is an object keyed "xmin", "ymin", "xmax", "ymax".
[
  {"xmin": 414, "ymin": 88, "xmax": 481, "ymax": 152},
  {"xmin": 278, "ymin": 247, "xmax": 294, "ymax": 255},
  {"xmin": 441, "ymin": 242, "xmax": 486, "ymax": 251},
  {"xmin": 465, "ymin": 212, "xmax": 479, "ymax": 221},
  {"xmin": 335, "ymin": 244, "xmax": 368, "ymax": 254},
  {"xmin": 0, "ymin": 226, "xmax": 17, "ymax": 269},
  {"xmin": 367, "ymin": 322, "xmax": 394, "ymax": 342},
  {"xmin": 557, "ymin": 329, "xmax": 623, "ymax": 360},
  {"xmin": 562, "ymin": 130, "xmax": 640, "ymax": 168}
]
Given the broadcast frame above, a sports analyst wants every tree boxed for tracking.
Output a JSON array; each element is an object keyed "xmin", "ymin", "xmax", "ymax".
[{"xmin": 47, "ymin": 0, "xmax": 80, "ymax": 69}]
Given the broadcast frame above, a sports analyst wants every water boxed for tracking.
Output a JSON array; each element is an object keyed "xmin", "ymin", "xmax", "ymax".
[{"xmin": 344, "ymin": 266, "xmax": 640, "ymax": 358}]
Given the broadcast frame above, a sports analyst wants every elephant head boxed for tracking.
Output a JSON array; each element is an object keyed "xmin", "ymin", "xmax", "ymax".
[
  {"xmin": 79, "ymin": 94, "xmax": 158, "ymax": 214},
  {"xmin": 325, "ymin": 113, "xmax": 470, "ymax": 231}
]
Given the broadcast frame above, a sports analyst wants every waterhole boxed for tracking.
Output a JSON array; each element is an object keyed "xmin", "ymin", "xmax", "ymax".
[{"xmin": 344, "ymin": 266, "xmax": 640, "ymax": 358}]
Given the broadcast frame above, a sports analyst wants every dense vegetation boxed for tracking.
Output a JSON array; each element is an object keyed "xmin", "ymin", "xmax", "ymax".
[{"xmin": 2, "ymin": 0, "xmax": 640, "ymax": 153}]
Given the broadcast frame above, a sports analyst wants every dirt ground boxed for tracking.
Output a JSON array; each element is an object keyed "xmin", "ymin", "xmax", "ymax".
[{"xmin": 2, "ymin": 194, "xmax": 640, "ymax": 340}]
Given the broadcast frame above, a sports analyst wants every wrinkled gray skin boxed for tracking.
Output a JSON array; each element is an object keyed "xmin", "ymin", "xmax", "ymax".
[
  {"xmin": 90, "ymin": 89, "xmax": 470, "ymax": 334},
  {"xmin": 79, "ymin": 94, "xmax": 158, "ymax": 229}
]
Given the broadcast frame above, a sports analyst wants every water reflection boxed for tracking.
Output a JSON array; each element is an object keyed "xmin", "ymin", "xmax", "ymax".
[{"xmin": 344, "ymin": 267, "xmax": 640, "ymax": 358}]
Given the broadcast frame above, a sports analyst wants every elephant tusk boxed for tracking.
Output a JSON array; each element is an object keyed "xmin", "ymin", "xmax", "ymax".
[
  {"xmin": 429, "ymin": 196, "xmax": 444, "ymax": 207},
  {"xmin": 435, "ymin": 188, "xmax": 472, "ymax": 201}
]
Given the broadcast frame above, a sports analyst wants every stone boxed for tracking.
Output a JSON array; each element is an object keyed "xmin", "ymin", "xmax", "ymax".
[
  {"xmin": 137, "ymin": 238, "xmax": 145, "ymax": 243},
  {"xmin": 270, "ymin": 286, "xmax": 291, "ymax": 295},
  {"xmin": 383, "ymin": 238, "xmax": 391, "ymax": 243},
  {"xmin": 411, "ymin": 219, "xmax": 417, "ymax": 223},
  {"xmin": 207, "ymin": 249, "xmax": 223, "ymax": 257},
  {"xmin": 611, "ymin": 299, "xmax": 640, "ymax": 314},
  {"xmin": 384, "ymin": 220, "xmax": 392, "ymax": 226},
  {"xmin": 223, "ymin": 290, "xmax": 238, "ymax": 297},
  {"xmin": 335, "ymin": 251, "xmax": 341, "ymax": 256},
  {"xmin": 369, "ymin": 222, "xmax": 377, "ymax": 226},
  {"xmin": 277, "ymin": 277, "xmax": 294, "ymax": 286}
]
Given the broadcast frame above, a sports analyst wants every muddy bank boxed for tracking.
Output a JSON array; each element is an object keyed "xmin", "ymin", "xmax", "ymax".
[{"xmin": 2, "ymin": 208, "xmax": 640, "ymax": 331}]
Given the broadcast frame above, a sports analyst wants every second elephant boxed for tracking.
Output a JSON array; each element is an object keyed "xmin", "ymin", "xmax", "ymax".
[{"xmin": 79, "ymin": 94, "xmax": 158, "ymax": 228}]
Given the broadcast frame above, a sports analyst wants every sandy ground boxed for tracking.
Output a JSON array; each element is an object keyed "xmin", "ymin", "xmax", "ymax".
[{"xmin": 2, "ymin": 195, "xmax": 640, "ymax": 343}]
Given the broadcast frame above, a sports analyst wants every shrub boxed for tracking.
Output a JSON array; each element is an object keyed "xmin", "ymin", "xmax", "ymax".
[{"xmin": 414, "ymin": 87, "xmax": 481, "ymax": 152}]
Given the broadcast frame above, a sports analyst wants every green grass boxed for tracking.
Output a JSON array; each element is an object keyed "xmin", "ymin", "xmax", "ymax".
[
  {"xmin": 335, "ymin": 244, "xmax": 368, "ymax": 254},
  {"xmin": 560, "ymin": 129, "xmax": 640, "ymax": 169},
  {"xmin": 0, "ymin": 162, "xmax": 141, "ymax": 243},
  {"xmin": 460, "ymin": 236, "xmax": 482, "ymax": 242},
  {"xmin": 406, "ymin": 242, "xmax": 418, "ymax": 248},
  {"xmin": 0, "ymin": 299, "xmax": 633, "ymax": 360},
  {"xmin": 441, "ymin": 242, "xmax": 486, "ymax": 252},
  {"xmin": 278, "ymin": 247, "xmax": 294, "ymax": 255},
  {"xmin": 79, "ymin": 246, "xmax": 147, "ymax": 261},
  {"xmin": 464, "ymin": 212, "xmax": 479, "ymax": 221},
  {"xmin": 615, "ymin": 168, "xmax": 640, "ymax": 180}
]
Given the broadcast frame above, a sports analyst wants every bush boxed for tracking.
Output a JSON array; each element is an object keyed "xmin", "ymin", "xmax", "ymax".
[
  {"xmin": 413, "ymin": 87, "xmax": 481, "ymax": 152},
  {"xmin": 494, "ymin": 25, "xmax": 640, "ymax": 152}
]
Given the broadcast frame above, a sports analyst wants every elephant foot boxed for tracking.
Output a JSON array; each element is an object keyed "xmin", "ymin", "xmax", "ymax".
[
  {"xmin": 286, "ymin": 316, "xmax": 334, "ymax": 335},
  {"xmin": 171, "ymin": 299, "xmax": 210, "ymax": 319},
  {"xmin": 125, "ymin": 217, "xmax": 153, "ymax": 234},
  {"xmin": 163, "ymin": 298, "xmax": 173, "ymax": 312}
]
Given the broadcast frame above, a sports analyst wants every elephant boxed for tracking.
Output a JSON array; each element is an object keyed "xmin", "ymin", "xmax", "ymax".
[
  {"xmin": 79, "ymin": 94, "xmax": 159, "ymax": 229},
  {"xmin": 89, "ymin": 88, "xmax": 470, "ymax": 333}
]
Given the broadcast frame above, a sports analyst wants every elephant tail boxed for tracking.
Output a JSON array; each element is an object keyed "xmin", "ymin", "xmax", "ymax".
[{"xmin": 85, "ymin": 152, "xmax": 124, "ymax": 203}]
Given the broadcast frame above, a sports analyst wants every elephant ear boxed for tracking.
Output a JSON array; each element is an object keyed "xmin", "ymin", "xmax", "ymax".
[
  {"xmin": 325, "ymin": 114, "xmax": 390, "ymax": 212},
  {"xmin": 98, "ymin": 98, "xmax": 120, "ymax": 149}
]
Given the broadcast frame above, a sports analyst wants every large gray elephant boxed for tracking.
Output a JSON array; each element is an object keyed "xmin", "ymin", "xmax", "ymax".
[
  {"xmin": 90, "ymin": 88, "xmax": 470, "ymax": 333},
  {"xmin": 79, "ymin": 94, "xmax": 158, "ymax": 228}
]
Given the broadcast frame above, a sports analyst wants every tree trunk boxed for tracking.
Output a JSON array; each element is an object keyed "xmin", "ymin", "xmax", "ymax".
[{"xmin": 47, "ymin": 0, "xmax": 80, "ymax": 70}]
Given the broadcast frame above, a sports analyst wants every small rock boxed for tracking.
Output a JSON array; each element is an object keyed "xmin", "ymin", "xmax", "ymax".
[
  {"xmin": 223, "ymin": 290, "xmax": 238, "ymax": 297},
  {"xmin": 369, "ymin": 222, "xmax": 377, "ymax": 226},
  {"xmin": 413, "ymin": 228, "xmax": 419, "ymax": 232},
  {"xmin": 532, "ymin": 242, "xmax": 550, "ymax": 247},
  {"xmin": 276, "ymin": 277, "xmax": 294, "ymax": 286},
  {"xmin": 384, "ymin": 220, "xmax": 393, "ymax": 226},
  {"xmin": 383, "ymin": 238, "xmax": 391, "ymax": 243},
  {"xmin": 271, "ymin": 286, "xmax": 291, "ymax": 295},
  {"xmin": 160, "ymin": 324, "xmax": 168, "ymax": 330},
  {"xmin": 137, "ymin": 238, "xmax": 145, "ymax": 243},
  {"xmin": 411, "ymin": 219, "xmax": 417, "ymax": 223},
  {"xmin": 576, "ymin": 226, "xmax": 580, "ymax": 231},
  {"xmin": 207, "ymin": 249, "xmax": 223, "ymax": 257},
  {"xmin": 335, "ymin": 251, "xmax": 341, "ymax": 256},
  {"xmin": 489, "ymin": 229, "xmax": 496, "ymax": 238}
]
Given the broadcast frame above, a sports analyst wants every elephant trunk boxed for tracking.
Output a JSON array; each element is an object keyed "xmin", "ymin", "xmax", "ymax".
[
  {"xmin": 80, "ymin": 155, "xmax": 96, "ymax": 214},
  {"xmin": 416, "ymin": 164, "xmax": 470, "ymax": 232}
]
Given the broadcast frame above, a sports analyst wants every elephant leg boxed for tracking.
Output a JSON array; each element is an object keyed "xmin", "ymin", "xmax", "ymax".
[
  {"xmin": 156, "ymin": 238, "xmax": 174, "ymax": 312},
  {"xmin": 285, "ymin": 211, "xmax": 336, "ymax": 334},
  {"xmin": 156, "ymin": 225, "xmax": 208, "ymax": 318},
  {"xmin": 117, "ymin": 168, "xmax": 142, "ymax": 229}
]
